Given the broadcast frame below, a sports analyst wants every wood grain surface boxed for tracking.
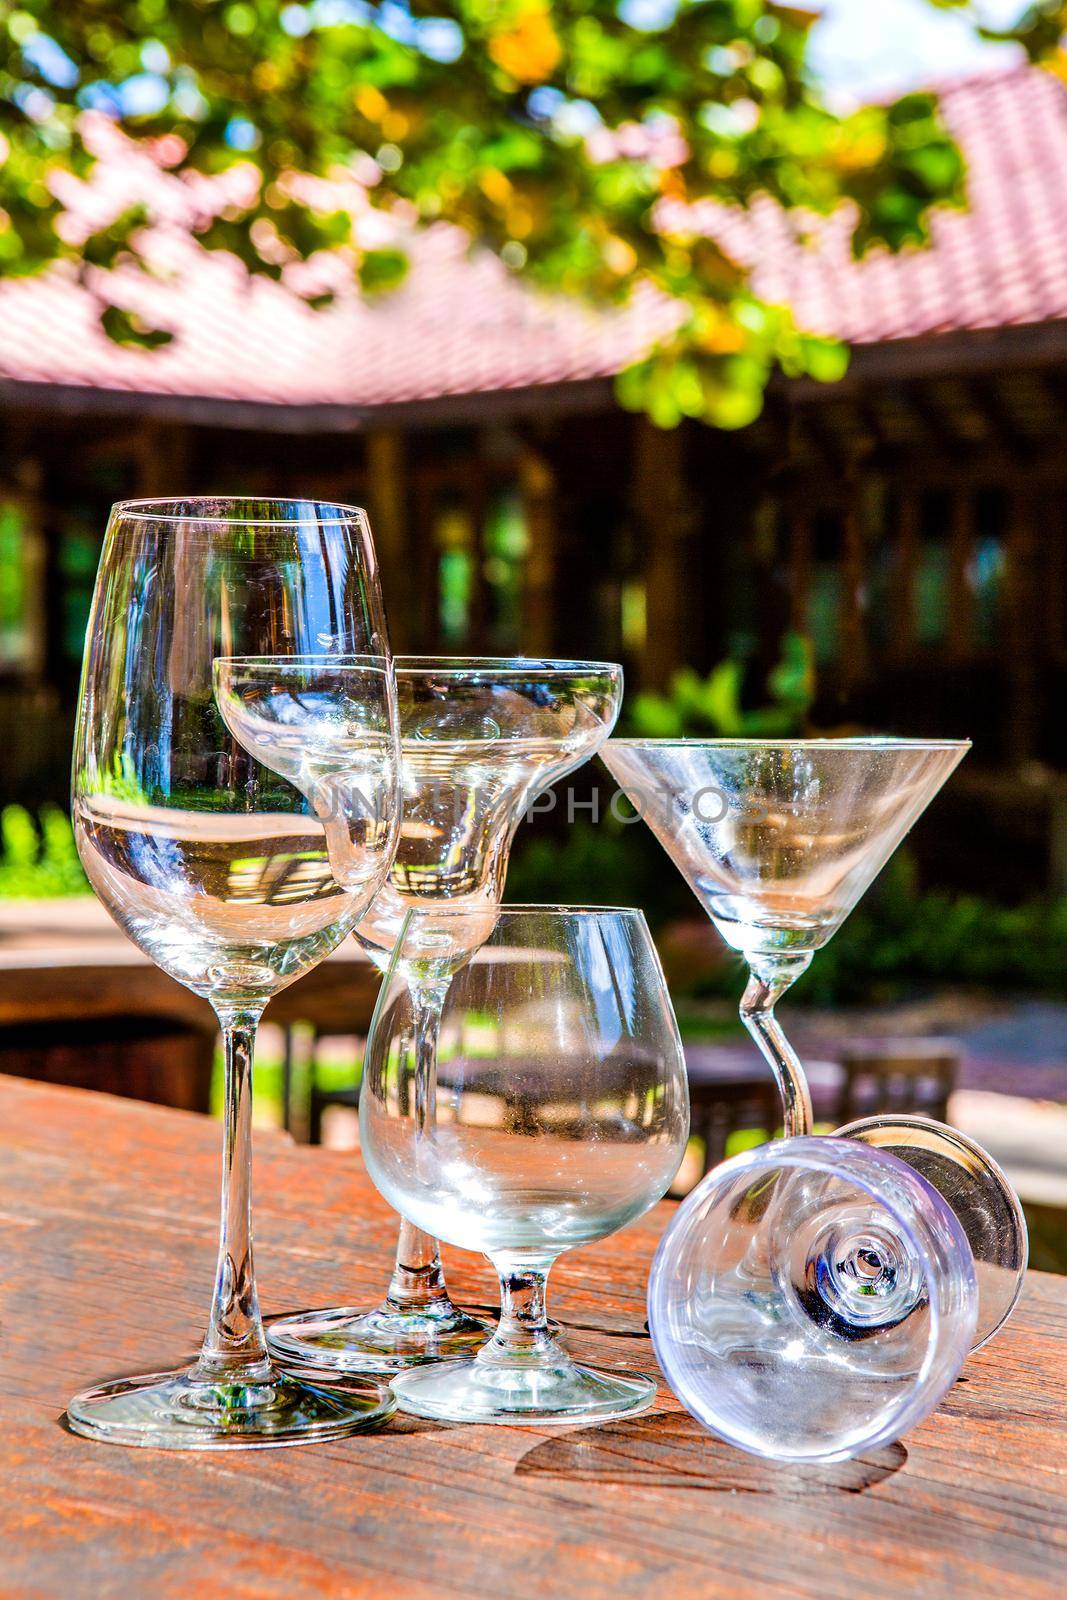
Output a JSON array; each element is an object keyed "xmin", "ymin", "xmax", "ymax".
[{"xmin": 0, "ymin": 1074, "xmax": 1065, "ymax": 1600}]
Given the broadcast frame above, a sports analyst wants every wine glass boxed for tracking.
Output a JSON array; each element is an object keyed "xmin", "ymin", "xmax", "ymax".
[
  {"xmin": 361, "ymin": 906, "xmax": 690, "ymax": 1424},
  {"xmin": 66, "ymin": 498, "xmax": 401, "ymax": 1449},
  {"xmin": 602, "ymin": 737, "xmax": 1027, "ymax": 1351},
  {"xmin": 213, "ymin": 653, "xmax": 399, "ymax": 903},
  {"xmin": 267, "ymin": 658, "xmax": 624, "ymax": 1373},
  {"xmin": 648, "ymin": 1136, "xmax": 978, "ymax": 1461}
]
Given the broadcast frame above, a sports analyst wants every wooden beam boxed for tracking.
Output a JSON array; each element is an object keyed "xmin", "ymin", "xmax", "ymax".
[
  {"xmin": 365, "ymin": 430, "xmax": 411, "ymax": 653},
  {"xmin": 632, "ymin": 417, "xmax": 695, "ymax": 688},
  {"xmin": 892, "ymin": 487, "xmax": 920, "ymax": 664},
  {"xmin": 947, "ymin": 488, "xmax": 975, "ymax": 661},
  {"xmin": 518, "ymin": 446, "xmax": 558, "ymax": 656},
  {"xmin": 784, "ymin": 318, "xmax": 1067, "ymax": 400}
]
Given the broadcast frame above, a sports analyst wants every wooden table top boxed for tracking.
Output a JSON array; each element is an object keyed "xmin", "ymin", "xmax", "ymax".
[
  {"xmin": 1, "ymin": 1075, "xmax": 1065, "ymax": 1600},
  {"xmin": 0, "ymin": 898, "xmax": 380, "ymax": 1032}
]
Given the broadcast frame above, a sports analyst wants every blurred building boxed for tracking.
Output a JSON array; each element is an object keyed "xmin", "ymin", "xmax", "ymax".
[{"xmin": 3, "ymin": 64, "xmax": 1067, "ymax": 866}]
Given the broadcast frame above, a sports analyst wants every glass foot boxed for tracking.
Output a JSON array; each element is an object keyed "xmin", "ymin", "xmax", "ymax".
[
  {"xmin": 838, "ymin": 1114, "xmax": 1028, "ymax": 1349},
  {"xmin": 65, "ymin": 1358, "xmax": 396, "ymax": 1449},
  {"xmin": 392, "ymin": 1355, "xmax": 656, "ymax": 1426},
  {"xmin": 267, "ymin": 1300, "xmax": 494, "ymax": 1373}
]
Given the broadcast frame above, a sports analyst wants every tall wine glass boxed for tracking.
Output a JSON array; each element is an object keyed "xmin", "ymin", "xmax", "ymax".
[
  {"xmin": 363, "ymin": 906, "xmax": 690, "ymax": 1424},
  {"xmin": 67, "ymin": 498, "xmax": 401, "ymax": 1449},
  {"xmin": 602, "ymin": 738, "xmax": 1027, "ymax": 1352},
  {"xmin": 268, "ymin": 658, "xmax": 624, "ymax": 1372}
]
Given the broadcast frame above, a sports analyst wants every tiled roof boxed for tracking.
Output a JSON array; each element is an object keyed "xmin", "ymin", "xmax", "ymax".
[
  {"xmin": 1, "ymin": 64, "xmax": 1065, "ymax": 414},
  {"xmin": 704, "ymin": 65, "xmax": 1067, "ymax": 346}
]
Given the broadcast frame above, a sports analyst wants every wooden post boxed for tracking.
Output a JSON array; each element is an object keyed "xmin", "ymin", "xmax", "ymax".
[
  {"xmin": 1044, "ymin": 491, "xmax": 1066, "ymax": 658},
  {"xmin": 632, "ymin": 418, "xmax": 693, "ymax": 687},
  {"xmin": 518, "ymin": 446, "xmax": 557, "ymax": 656},
  {"xmin": 893, "ymin": 487, "xmax": 920, "ymax": 665},
  {"xmin": 1005, "ymin": 483, "xmax": 1039, "ymax": 765},
  {"xmin": 788, "ymin": 509, "xmax": 811, "ymax": 634},
  {"xmin": 947, "ymin": 489, "xmax": 974, "ymax": 661},
  {"xmin": 839, "ymin": 471, "xmax": 867, "ymax": 687},
  {"xmin": 137, "ymin": 420, "xmax": 192, "ymax": 497},
  {"xmin": 365, "ymin": 430, "xmax": 410, "ymax": 652},
  {"xmin": 8, "ymin": 454, "xmax": 47, "ymax": 681}
]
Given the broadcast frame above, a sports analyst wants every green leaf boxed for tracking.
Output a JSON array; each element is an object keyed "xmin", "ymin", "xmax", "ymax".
[
  {"xmin": 798, "ymin": 335, "xmax": 850, "ymax": 383},
  {"xmin": 99, "ymin": 305, "xmax": 174, "ymax": 349},
  {"xmin": 357, "ymin": 247, "xmax": 410, "ymax": 295}
]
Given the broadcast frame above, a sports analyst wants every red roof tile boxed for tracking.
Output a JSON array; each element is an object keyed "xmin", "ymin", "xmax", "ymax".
[
  {"xmin": 1, "ymin": 65, "xmax": 1065, "ymax": 414},
  {"xmin": 713, "ymin": 65, "xmax": 1067, "ymax": 345}
]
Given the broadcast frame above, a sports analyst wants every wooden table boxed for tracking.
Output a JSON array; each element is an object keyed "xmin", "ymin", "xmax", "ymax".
[
  {"xmin": 0, "ymin": 898, "xmax": 380, "ymax": 1027},
  {"xmin": 2, "ymin": 1076, "xmax": 1065, "ymax": 1599},
  {"xmin": 0, "ymin": 900, "xmax": 381, "ymax": 1113}
]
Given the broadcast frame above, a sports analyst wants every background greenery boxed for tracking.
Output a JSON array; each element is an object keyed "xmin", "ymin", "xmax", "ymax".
[
  {"xmin": 7, "ymin": 784, "xmax": 1067, "ymax": 1009},
  {"xmin": 0, "ymin": 803, "xmax": 90, "ymax": 897}
]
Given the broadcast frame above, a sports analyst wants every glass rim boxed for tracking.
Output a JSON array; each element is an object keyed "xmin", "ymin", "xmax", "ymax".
[
  {"xmin": 394, "ymin": 655, "xmax": 622, "ymax": 678},
  {"xmin": 399, "ymin": 902, "xmax": 646, "ymax": 919},
  {"xmin": 646, "ymin": 1133, "xmax": 977, "ymax": 1455},
  {"xmin": 656, "ymin": 1133, "xmax": 960, "ymax": 1331},
  {"xmin": 607, "ymin": 736, "xmax": 971, "ymax": 752},
  {"xmin": 110, "ymin": 496, "xmax": 369, "ymax": 527},
  {"xmin": 213, "ymin": 653, "xmax": 390, "ymax": 669}
]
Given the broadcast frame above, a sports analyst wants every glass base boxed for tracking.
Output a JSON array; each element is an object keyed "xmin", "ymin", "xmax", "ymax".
[
  {"xmin": 838, "ymin": 1114, "xmax": 1028, "ymax": 1349},
  {"xmin": 392, "ymin": 1356, "xmax": 656, "ymax": 1426},
  {"xmin": 65, "ymin": 1358, "xmax": 397, "ymax": 1449},
  {"xmin": 267, "ymin": 1300, "xmax": 494, "ymax": 1374}
]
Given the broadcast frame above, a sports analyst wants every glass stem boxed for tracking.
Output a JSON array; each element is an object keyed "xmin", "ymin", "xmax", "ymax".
[
  {"xmin": 386, "ymin": 980, "xmax": 452, "ymax": 1313},
  {"xmin": 739, "ymin": 952, "xmax": 814, "ymax": 1139},
  {"xmin": 478, "ymin": 1256, "xmax": 558, "ymax": 1367},
  {"xmin": 197, "ymin": 1005, "xmax": 270, "ymax": 1379}
]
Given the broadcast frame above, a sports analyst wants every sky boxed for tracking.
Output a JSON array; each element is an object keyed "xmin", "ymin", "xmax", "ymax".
[{"xmin": 808, "ymin": 0, "xmax": 1030, "ymax": 105}]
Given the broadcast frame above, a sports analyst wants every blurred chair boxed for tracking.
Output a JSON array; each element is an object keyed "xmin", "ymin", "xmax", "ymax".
[
  {"xmin": 307, "ymin": 1037, "xmax": 363, "ymax": 1146},
  {"xmin": 267, "ymin": 960, "xmax": 380, "ymax": 1140},
  {"xmin": 271, "ymin": 1025, "xmax": 365, "ymax": 1144},
  {"xmin": 838, "ymin": 1038, "xmax": 960, "ymax": 1126},
  {"xmin": 684, "ymin": 1044, "xmax": 844, "ymax": 1178}
]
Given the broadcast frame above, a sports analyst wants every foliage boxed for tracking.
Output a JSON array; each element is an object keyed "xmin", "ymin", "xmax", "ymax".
[
  {"xmin": 508, "ymin": 802, "xmax": 688, "ymax": 922},
  {"xmin": 511, "ymin": 810, "xmax": 1067, "ymax": 1008},
  {"xmin": 90, "ymin": 749, "xmax": 149, "ymax": 806},
  {"xmin": 628, "ymin": 628, "xmax": 814, "ymax": 735},
  {"xmin": 0, "ymin": 803, "xmax": 89, "ymax": 896},
  {"xmin": 3, "ymin": 1, "xmax": 1056, "ymax": 426},
  {"xmin": 682, "ymin": 848, "xmax": 1067, "ymax": 1006}
]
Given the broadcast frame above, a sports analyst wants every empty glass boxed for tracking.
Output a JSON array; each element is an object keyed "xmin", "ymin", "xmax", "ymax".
[
  {"xmin": 361, "ymin": 906, "xmax": 690, "ymax": 1424},
  {"xmin": 67, "ymin": 498, "xmax": 401, "ymax": 1448},
  {"xmin": 648, "ymin": 1137, "xmax": 978, "ymax": 1462},
  {"xmin": 268, "ymin": 660, "xmax": 624, "ymax": 1373}
]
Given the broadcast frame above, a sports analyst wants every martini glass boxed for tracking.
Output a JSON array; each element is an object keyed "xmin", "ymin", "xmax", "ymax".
[
  {"xmin": 602, "ymin": 738, "xmax": 1027, "ymax": 1350},
  {"xmin": 268, "ymin": 658, "xmax": 624, "ymax": 1372}
]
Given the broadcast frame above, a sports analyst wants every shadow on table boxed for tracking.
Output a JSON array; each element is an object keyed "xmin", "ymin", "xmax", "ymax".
[{"xmin": 515, "ymin": 1409, "xmax": 906, "ymax": 1495}]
